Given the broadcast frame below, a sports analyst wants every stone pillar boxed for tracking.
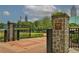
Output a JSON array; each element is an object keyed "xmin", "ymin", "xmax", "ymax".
[
  {"xmin": 52, "ymin": 12, "xmax": 69, "ymax": 53},
  {"xmin": 7, "ymin": 21, "xmax": 15, "ymax": 41}
]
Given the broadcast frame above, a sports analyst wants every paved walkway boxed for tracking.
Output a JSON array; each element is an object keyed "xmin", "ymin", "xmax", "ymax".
[
  {"xmin": 1, "ymin": 37, "xmax": 79, "ymax": 53},
  {"xmin": 0, "ymin": 37, "xmax": 46, "ymax": 53},
  {"xmin": 69, "ymin": 48, "xmax": 79, "ymax": 53}
]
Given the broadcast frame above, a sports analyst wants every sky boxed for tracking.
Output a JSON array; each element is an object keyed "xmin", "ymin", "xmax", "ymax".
[{"xmin": 0, "ymin": 5, "xmax": 79, "ymax": 24}]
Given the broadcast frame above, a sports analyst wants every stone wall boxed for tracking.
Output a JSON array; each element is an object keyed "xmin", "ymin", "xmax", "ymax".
[
  {"xmin": 7, "ymin": 21, "xmax": 15, "ymax": 41},
  {"xmin": 52, "ymin": 17, "xmax": 69, "ymax": 53}
]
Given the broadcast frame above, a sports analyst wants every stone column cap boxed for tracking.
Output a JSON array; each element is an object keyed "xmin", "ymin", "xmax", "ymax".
[{"xmin": 52, "ymin": 12, "xmax": 69, "ymax": 18}]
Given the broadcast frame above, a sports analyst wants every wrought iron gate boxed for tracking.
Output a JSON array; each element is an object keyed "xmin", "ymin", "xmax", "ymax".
[{"xmin": 69, "ymin": 28, "xmax": 79, "ymax": 48}]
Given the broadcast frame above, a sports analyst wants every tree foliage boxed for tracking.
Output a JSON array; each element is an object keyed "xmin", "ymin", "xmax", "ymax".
[
  {"xmin": 0, "ymin": 16, "xmax": 52, "ymax": 33},
  {"xmin": 33, "ymin": 17, "xmax": 52, "ymax": 32},
  {"xmin": 0, "ymin": 23, "xmax": 4, "ymax": 29},
  {"xmin": 69, "ymin": 23, "xmax": 78, "ymax": 27}
]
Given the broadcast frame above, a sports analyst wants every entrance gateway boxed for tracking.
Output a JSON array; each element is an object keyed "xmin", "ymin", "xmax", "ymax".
[
  {"xmin": 3, "ymin": 21, "xmax": 31, "ymax": 42},
  {"xmin": 47, "ymin": 12, "xmax": 79, "ymax": 53},
  {"xmin": 47, "ymin": 12, "xmax": 69, "ymax": 53},
  {"xmin": 4, "ymin": 21, "xmax": 16, "ymax": 42}
]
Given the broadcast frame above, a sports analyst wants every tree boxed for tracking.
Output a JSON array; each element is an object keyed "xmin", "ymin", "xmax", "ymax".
[
  {"xmin": 0, "ymin": 23, "xmax": 4, "ymax": 29},
  {"xmin": 41, "ymin": 17, "xmax": 52, "ymax": 29},
  {"xmin": 69, "ymin": 23, "xmax": 78, "ymax": 27},
  {"xmin": 17, "ymin": 21, "xmax": 32, "ymax": 27},
  {"xmin": 16, "ymin": 16, "xmax": 52, "ymax": 33},
  {"xmin": 33, "ymin": 16, "xmax": 52, "ymax": 32}
]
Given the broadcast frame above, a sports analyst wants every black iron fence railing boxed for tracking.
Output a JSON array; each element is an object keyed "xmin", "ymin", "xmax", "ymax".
[{"xmin": 69, "ymin": 28, "xmax": 79, "ymax": 48}]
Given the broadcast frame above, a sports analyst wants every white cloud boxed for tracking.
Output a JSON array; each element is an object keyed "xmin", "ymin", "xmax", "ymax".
[
  {"xmin": 28, "ymin": 18, "xmax": 39, "ymax": 22},
  {"xmin": 24, "ymin": 5, "xmax": 57, "ymax": 19},
  {"xmin": 3, "ymin": 11, "xmax": 10, "ymax": 16}
]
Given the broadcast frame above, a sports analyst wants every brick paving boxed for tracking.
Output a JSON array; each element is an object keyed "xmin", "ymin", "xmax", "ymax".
[
  {"xmin": 1, "ymin": 37, "xmax": 78, "ymax": 53},
  {"xmin": 0, "ymin": 37, "xmax": 46, "ymax": 53}
]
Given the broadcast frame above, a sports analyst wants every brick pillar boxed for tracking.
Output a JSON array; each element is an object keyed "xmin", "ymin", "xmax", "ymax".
[{"xmin": 52, "ymin": 12, "xmax": 69, "ymax": 53}]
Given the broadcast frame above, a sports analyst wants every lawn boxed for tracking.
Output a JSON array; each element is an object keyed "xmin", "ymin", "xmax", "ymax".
[
  {"xmin": 0, "ymin": 31, "xmax": 44, "ymax": 41},
  {"xmin": 0, "ymin": 31, "xmax": 4, "ymax": 41},
  {"xmin": 19, "ymin": 32, "xmax": 44, "ymax": 39}
]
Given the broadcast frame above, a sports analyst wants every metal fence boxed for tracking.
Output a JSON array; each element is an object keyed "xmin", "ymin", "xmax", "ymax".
[
  {"xmin": 0, "ymin": 29, "xmax": 9, "ymax": 42},
  {"xmin": 69, "ymin": 28, "xmax": 79, "ymax": 48}
]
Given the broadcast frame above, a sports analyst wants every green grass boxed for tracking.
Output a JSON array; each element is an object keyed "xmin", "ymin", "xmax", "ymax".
[
  {"xmin": 15, "ymin": 28, "xmax": 30, "ymax": 30},
  {"xmin": 0, "ymin": 31, "xmax": 44, "ymax": 41},
  {"xmin": 0, "ymin": 31, "xmax": 4, "ymax": 41},
  {"xmin": 19, "ymin": 32, "xmax": 44, "ymax": 39}
]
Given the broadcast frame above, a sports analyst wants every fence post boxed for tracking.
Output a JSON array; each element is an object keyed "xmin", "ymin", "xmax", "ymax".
[
  {"xmin": 17, "ymin": 30, "xmax": 19, "ymax": 40},
  {"xmin": 78, "ymin": 28, "xmax": 79, "ymax": 48},
  {"xmin": 47, "ymin": 29, "xmax": 52, "ymax": 53},
  {"xmin": 29, "ymin": 28, "xmax": 31, "ymax": 38},
  {"xmin": 4, "ymin": 30, "xmax": 7, "ymax": 42},
  {"xmin": 13, "ymin": 24, "xmax": 15, "ymax": 41},
  {"xmin": 69, "ymin": 28, "xmax": 70, "ymax": 48}
]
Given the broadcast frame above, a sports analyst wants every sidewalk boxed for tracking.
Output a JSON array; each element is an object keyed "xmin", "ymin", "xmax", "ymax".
[
  {"xmin": 0, "ymin": 37, "xmax": 46, "ymax": 53},
  {"xmin": 69, "ymin": 48, "xmax": 79, "ymax": 53}
]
